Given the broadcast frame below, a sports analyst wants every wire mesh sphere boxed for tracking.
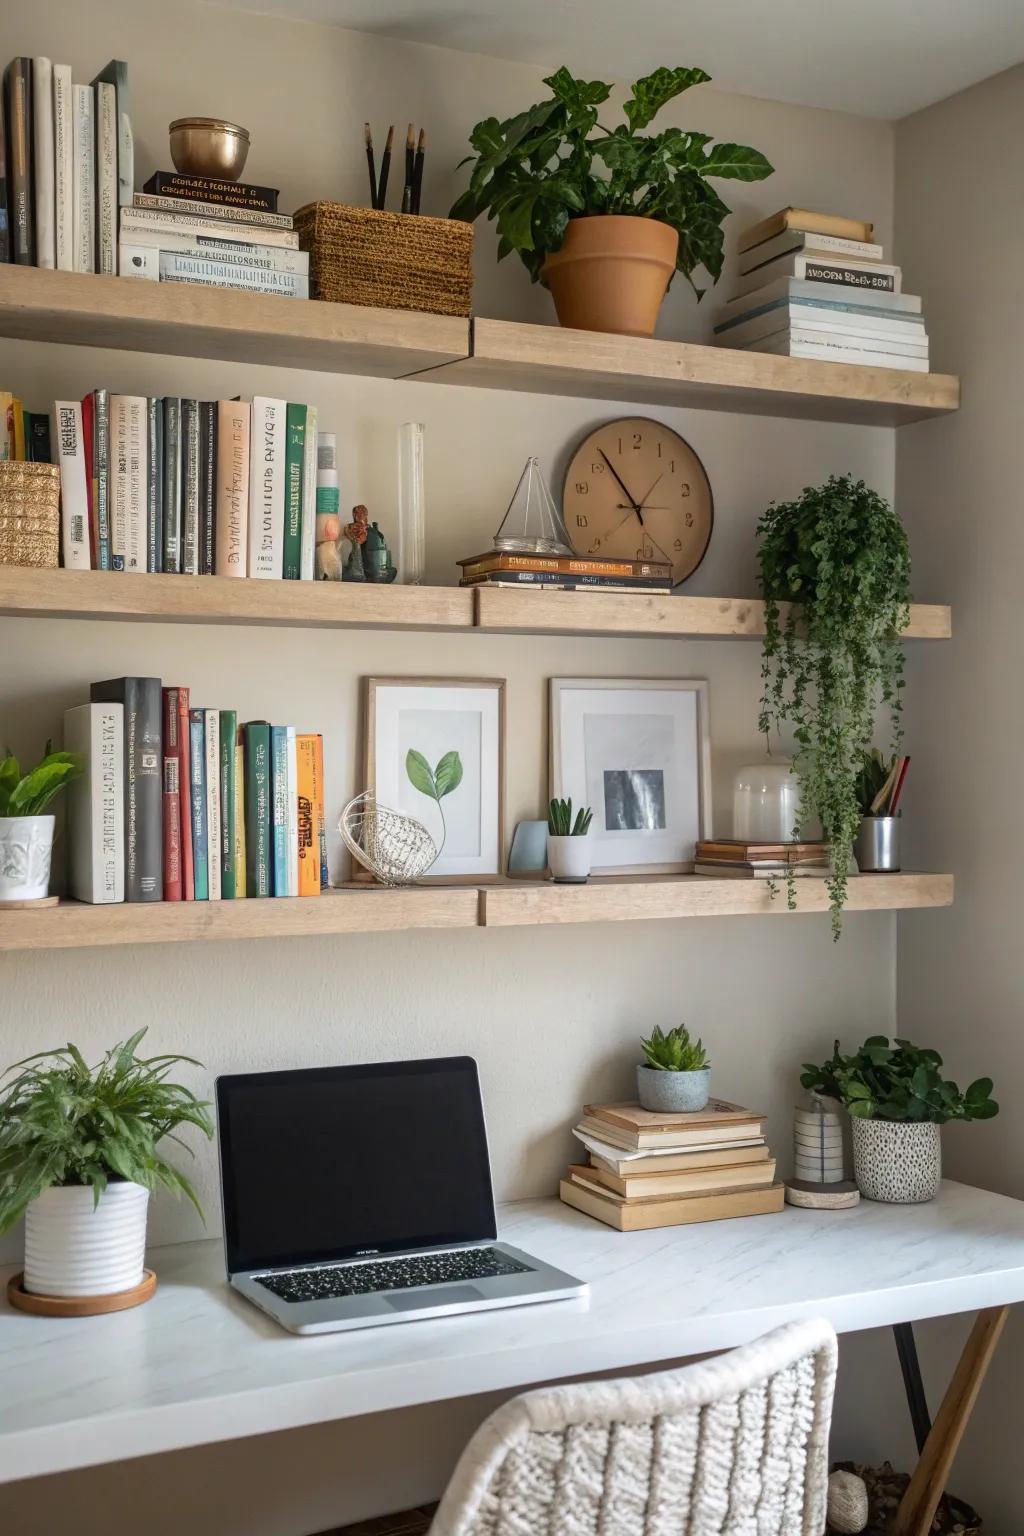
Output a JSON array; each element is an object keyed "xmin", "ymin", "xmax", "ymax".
[{"xmin": 339, "ymin": 792, "xmax": 439, "ymax": 885}]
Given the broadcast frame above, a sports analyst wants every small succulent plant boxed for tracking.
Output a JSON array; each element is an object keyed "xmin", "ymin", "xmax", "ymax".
[
  {"xmin": 640, "ymin": 1024, "xmax": 709, "ymax": 1073},
  {"xmin": 548, "ymin": 797, "xmax": 593, "ymax": 836}
]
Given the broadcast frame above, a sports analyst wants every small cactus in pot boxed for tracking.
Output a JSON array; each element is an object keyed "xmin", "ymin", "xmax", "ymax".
[
  {"xmin": 547, "ymin": 797, "xmax": 593, "ymax": 883},
  {"xmin": 637, "ymin": 1024, "xmax": 711, "ymax": 1113}
]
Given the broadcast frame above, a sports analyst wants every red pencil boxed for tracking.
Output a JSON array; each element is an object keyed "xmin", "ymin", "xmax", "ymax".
[{"xmin": 888, "ymin": 755, "xmax": 911, "ymax": 814}]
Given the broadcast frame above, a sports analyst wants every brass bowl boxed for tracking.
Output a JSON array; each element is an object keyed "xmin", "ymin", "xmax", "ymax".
[{"xmin": 169, "ymin": 117, "xmax": 250, "ymax": 181}]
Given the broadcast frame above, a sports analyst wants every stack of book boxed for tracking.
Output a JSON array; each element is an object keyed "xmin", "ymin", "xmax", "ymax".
[
  {"xmin": 458, "ymin": 550, "xmax": 673, "ymax": 595},
  {"xmin": 64, "ymin": 680, "xmax": 328, "ymax": 906},
  {"xmin": 561, "ymin": 1099, "xmax": 786, "ymax": 1228},
  {"xmin": 713, "ymin": 206, "xmax": 928, "ymax": 373},
  {"xmin": 559, "ymin": 1099, "xmax": 784, "ymax": 1231},
  {"xmin": 694, "ymin": 839, "xmax": 830, "ymax": 879},
  {"xmin": 121, "ymin": 172, "xmax": 306, "ymax": 298},
  {"xmin": 2, "ymin": 56, "xmax": 130, "ymax": 273},
  {"xmin": 51, "ymin": 390, "xmax": 321, "ymax": 577}
]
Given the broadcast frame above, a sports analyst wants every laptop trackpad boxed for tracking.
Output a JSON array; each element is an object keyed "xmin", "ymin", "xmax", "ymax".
[{"xmin": 386, "ymin": 1284, "xmax": 484, "ymax": 1311}]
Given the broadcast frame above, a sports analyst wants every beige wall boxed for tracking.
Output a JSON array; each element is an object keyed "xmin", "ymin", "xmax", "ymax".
[{"xmin": 0, "ymin": 2, "xmax": 903, "ymax": 1531}]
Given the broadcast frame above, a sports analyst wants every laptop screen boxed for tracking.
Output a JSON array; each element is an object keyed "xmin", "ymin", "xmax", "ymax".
[{"xmin": 217, "ymin": 1057, "xmax": 497, "ymax": 1274}]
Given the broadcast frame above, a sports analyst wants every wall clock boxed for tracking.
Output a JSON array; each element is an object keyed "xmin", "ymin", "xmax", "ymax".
[{"xmin": 562, "ymin": 417, "xmax": 713, "ymax": 586}]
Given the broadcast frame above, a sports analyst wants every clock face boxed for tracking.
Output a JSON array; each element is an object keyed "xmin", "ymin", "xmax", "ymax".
[{"xmin": 563, "ymin": 417, "xmax": 713, "ymax": 586}]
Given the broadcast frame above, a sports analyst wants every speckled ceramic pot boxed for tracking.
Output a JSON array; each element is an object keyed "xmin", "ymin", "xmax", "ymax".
[
  {"xmin": 636, "ymin": 1066, "xmax": 711, "ymax": 1114},
  {"xmin": 851, "ymin": 1118, "xmax": 941, "ymax": 1203}
]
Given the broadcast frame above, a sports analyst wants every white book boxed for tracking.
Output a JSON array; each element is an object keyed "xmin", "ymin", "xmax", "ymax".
[
  {"xmin": 109, "ymin": 395, "xmax": 148, "ymax": 571},
  {"xmin": 119, "ymin": 238, "xmax": 309, "ymax": 277},
  {"xmin": 94, "ymin": 81, "xmax": 117, "ymax": 275},
  {"xmin": 300, "ymin": 405, "xmax": 318, "ymax": 581},
  {"xmin": 246, "ymin": 397, "xmax": 286, "ymax": 579},
  {"xmin": 719, "ymin": 276, "xmax": 923, "ymax": 321},
  {"xmin": 717, "ymin": 303, "xmax": 927, "ymax": 349},
  {"xmin": 739, "ymin": 229, "xmax": 884, "ymax": 275},
  {"xmin": 32, "ymin": 58, "xmax": 55, "ymax": 269},
  {"xmin": 732, "ymin": 252, "xmax": 901, "ymax": 301},
  {"xmin": 156, "ymin": 257, "xmax": 308, "ymax": 297},
  {"xmin": 91, "ymin": 60, "xmax": 132, "ymax": 209},
  {"xmin": 53, "ymin": 401, "xmax": 91, "ymax": 570},
  {"xmin": 64, "ymin": 703, "xmax": 124, "ymax": 904},
  {"xmin": 204, "ymin": 710, "xmax": 221, "ymax": 901},
  {"xmin": 749, "ymin": 335, "xmax": 929, "ymax": 372},
  {"xmin": 71, "ymin": 84, "xmax": 95, "ymax": 273},
  {"xmin": 51, "ymin": 64, "xmax": 73, "ymax": 271},
  {"xmin": 786, "ymin": 327, "xmax": 928, "ymax": 360},
  {"xmin": 132, "ymin": 191, "xmax": 293, "ymax": 230},
  {"xmin": 120, "ymin": 206, "xmax": 300, "ymax": 251},
  {"xmin": 286, "ymin": 726, "xmax": 299, "ymax": 897}
]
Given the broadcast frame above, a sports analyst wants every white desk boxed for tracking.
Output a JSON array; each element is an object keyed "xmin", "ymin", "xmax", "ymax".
[{"xmin": 2, "ymin": 1180, "xmax": 1024, "ymax": 1487}]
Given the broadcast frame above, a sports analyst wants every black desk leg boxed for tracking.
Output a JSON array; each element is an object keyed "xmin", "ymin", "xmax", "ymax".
[{"xmin": 893, "ymin": 1322, "xmax": 932, "ymax": 1454}]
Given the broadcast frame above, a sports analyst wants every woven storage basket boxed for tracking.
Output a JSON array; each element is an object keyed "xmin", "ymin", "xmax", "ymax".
[
  {"xmin": 0, "ymin": 461, "xmax": 61, "ymax": 569},
  {"xmin": 294, "ymin": 202, "xmax": 473, "ymax": 317}
]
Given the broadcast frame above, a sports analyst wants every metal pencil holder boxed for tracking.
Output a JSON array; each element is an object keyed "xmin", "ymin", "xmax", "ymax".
[{"xmin": 854, "ymin": 815, "xmax": 901, "ymax": 872}]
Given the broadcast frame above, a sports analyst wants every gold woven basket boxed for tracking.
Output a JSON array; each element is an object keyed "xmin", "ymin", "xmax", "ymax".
[
  {"xmin": 0, "ymin": 461, "xmax": 61, "ymax": 569},
  {"xmin": 294, "ymin": 202, "xmax": 474, "ymax": 317}
]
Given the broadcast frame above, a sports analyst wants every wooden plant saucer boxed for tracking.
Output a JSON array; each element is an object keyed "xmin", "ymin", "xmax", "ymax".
[
  {"xmin": 0, "ymin": 895, "xmax": 59, "ymax": 909},
  {"xmin": 785, "ymin": 1179, "xmax": 860, "ymax": 1210},
  {"xmin": 7, "ymin": 1268, "xmax": 157, "ymax": 1317}
]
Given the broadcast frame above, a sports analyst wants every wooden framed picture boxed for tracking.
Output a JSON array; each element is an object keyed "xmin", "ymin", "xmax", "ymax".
[
  {"xmin": 365, "ymin": 677, "xmax": 506, "ymax": 880},
  {"xmin": 550, "ymin": 678, "xmax": 711, "ymax": 874}
]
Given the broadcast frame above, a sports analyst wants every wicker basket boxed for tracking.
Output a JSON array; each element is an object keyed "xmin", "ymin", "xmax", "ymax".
[
  {"xmin": 0, "ymin": 461, "xmax": 61, "ymax": 569},
  {"xmin": 294, "ymin": 202, "xmax": 473, "ymax": 317}
]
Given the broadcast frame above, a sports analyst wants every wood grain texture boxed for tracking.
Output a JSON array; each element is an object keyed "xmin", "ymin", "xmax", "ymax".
[
  {"xmin": 418, "ymin": 318, "xmax": 961, "ymax": 426},
  {"xmin": 0, "ymin": 266, "xmax": 468, "ymax": 377},
  {"xmin": 7, "ymin": 1269, "xmax": 157, "ymax": 1317}
]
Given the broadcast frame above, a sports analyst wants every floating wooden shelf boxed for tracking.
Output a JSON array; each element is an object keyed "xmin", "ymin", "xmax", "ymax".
[
  {"xmin": 0, "ymin": 874, "xmax": 952, "ymax": 952},
  {"xmin": 420, "ymin": 318, "xmax": 960, "ymax": 426},
  {"xmin": 0, "ymin": 567, "xmax": 951, "ymax": 641}
]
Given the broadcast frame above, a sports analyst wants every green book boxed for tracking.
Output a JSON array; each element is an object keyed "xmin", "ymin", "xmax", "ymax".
[
  {"xmin": 219, "ymin": 709, "xmax": 238, "ymax": 898},
  {"xmin": 282, "ymin": 402, "xmax": 306, "ymax": 580},
  {"xmin": 244, "ymin": 721, "xmax": 272, "ymax": 897}
]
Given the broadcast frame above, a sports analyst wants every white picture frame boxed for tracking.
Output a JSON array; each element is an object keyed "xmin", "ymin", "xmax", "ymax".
[
  {"xmin": 366, "ymin": 677, "xmax": 506, "ymax": 881},
  {"xmin": 550, "ymin": 678, "xmax": 711, "ymax": 874}
]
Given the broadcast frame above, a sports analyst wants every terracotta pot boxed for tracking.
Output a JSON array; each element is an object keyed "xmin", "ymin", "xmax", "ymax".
[{"xmin": 541, "ymin": 215, "xmax": 678, "ymax": 337}]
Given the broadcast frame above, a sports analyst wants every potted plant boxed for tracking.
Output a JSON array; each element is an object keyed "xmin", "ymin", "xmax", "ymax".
[
  {"xmin": 853, "ymin": 747, "xmax": 903, "ymax": 872},
  {"xmin": 0, "ymin": 743, "xmax": 82, "ymax": 902},
  {"xmin": 0, "ymin": 1029, "xmax": 213, "ymax": 1298},
  {"xmin": 547, "ymin": 797, "xmax": 593, "ymax": 882},
  {"xmin": 800, "ymin": 1036, "xmax": 997, "ymax": 1204},
  {"xmin": 452, "ymin": 65, "xmax": 772, "ymax": 337},
  {"xmin": 637, "ymin": 1024, "xmax": 711, "ymax": 1113},
  {"xmin": 757, "ymin": 475, "xmax": 912, "ymax": 937}
]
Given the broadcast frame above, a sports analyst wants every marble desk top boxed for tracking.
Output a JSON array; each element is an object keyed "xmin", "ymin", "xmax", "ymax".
[{"xmin": 3, "ymin": 1180, "xmax": 1024, "ymax": 1483}]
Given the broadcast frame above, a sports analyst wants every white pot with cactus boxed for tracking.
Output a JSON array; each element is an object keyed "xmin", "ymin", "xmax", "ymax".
[
  {"xmin": 0, "ymin": 744, "xmax": 82, "ymax": 902},
  {"xmin": 637, "ymin": 1024, "xmax": 711, "ymax": 1113},
  {"xmin": 547, "ymin": 797, "xmax": 593, "ymax": 883}
]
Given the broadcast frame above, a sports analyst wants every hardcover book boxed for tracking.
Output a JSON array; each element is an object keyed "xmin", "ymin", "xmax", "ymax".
[
  {"xmin": 244, "ymin": 721, "xmax": 272, "ymax": 897},
  {"xmin": 189, "ymin": 708, "xmax": 209, "ymax": 901},
  {"xmin": 109, "ymin": 395, "xmax": 148, "ymax": 571},
  {"xmin": 94, "ymin": 79, "xmax": 116, "ymax": 275},
  {"xmin": 119, "ymin": 238, "xmax": 308, "ymax": 276},
  {"xmin": 215, "ymin": 399, "xmax": 250, "ymax": 577},
  {"xmin": 233, "ymin": 742, "xmax": 246, "ymax": 897},
  {"xmin": 147, "ymin": 397, "xmax": 163, "ymax": 572},
  {"xmin": 0, "ymin": 79, "xmax": 8, "ymax": 261},
  {"xmin": 53, "ymin": 400, "xmax": 91, "ymax": 570},
  {"xmin": 132, "ymin": 190, "xmax": 293, "ymax": 229},
  {"xmin": 165, "ymin": 687, "xmax": 192, "ymax": 901},
  {"xmin": 282, "ymin": 403, "xmax": 306, "ymax": 579},
  {"xmin": 71, "ymin": 82, "xmax": 95, "ymax": 273},
  {"xmin": 162, "ymin": 398, "xmax": 182, "ymax": 573},
  {"xmin": 90, "ymin": 677, "xmax": 163, "ymax": 902},
  {"xmin": 120, "ymin": 206, "xmax": 300, "ymax": 251},
  {"xmin": 90, "ymin": 61, "xmax": 132, "ymax": 210},
  {"xmin": 155, "ymin": 256, "xmax": 308, "ymax": 297},
  {"xmin": 64, "ymin": 702, "xmax": 124, "ymax": 905},
  {"xmin": 180, "ymin": 398, "xmax": 201, "ymax": 575},
  {"xmin": 143, "ymin": 170, "xmax": 280, "ymax": 214},
  {"xmin": 93, "ymin": 388, "xmax": 111, "ymax": 569},
  {"xmin": 296, "ymin": 733, "xmax": 321, "ymax": 897},
  {"xmin": 199, "ymin": 401, "xmax": 217, "ymax": 575},
  {"xmin": 300, "ymin": 406, "xmax": 318, "ymax": 581},
  {"xmin": 559, "ymin": 1177, "xmax": 784, "ymax": 1232},
  {"xmin": 204, "ymin": 709, "xmax": 221, "ymax": 901},
  {"xmin": 247, "ymin": 397, "xmax": 286, "ymax": 579},
  {"xmin": 32, "ymin": 57, "xmax": 55, "ymax": 269},
  {"xmin": 81, "ymin": 392, "xmax": 96, "ymax": 564},
  {"xmin": 219, "ymin": 709, "xmax": 238, "ymax": 898},
  {"xmin": 161, "ymin": 687, "xmax": 183, "ymax": 902},
  {"xmin": 4, "ymin": 59, "xmax": 35, "ymax": 265},
  {"xmin": 458, "ymin": 551, "xmax": 672, "ymax": 580},
  {"xmin": 271, "ymin": 724, "xmax": 289, "ymax": 898},
  {"xmin": 52, "ymin": 63, "xmax": 73, "ymax": 270}
]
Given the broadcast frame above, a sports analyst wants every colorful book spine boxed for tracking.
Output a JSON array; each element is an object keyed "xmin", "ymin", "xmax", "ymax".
[
  {"xmin": 63, "ymin": 702, "xmax": 124, "ymax": 904},
  {"xmin": 161, "ymin": 687, "xmax": 183, "ymax": 901},
  {"xmin": 5, "ymin": 60, "xmax": 34, "ymax": 264},
  {"xmin": 204, "ymin": 709, "xmax": 221, "ymax": 901},
  {"xmin": 25, "ymin": 413, "xmax": 51, "ymax": 462},
  {"xmin": 0, "ymin": 77, "xmax": 8, "ymax": 262},
  {"xmin": 109, "ymin": 394, "xmax": 147, "ymax": 571},
  {"xmin": 71, "ymin": 82, "xmax": 94, "ymax": 273},
  {"xmin": 315, "ymin": 733, "xmax": 328, "ymax": 890},
  {"xmin": 94, "ymin": 80, "xmax": 116, "ymax": 275},
  {"xmin": 199, "ymin": 400, "xmax": 217, "ymax": 575},
  {"xmin": 296, "ymin": 733, "xmax": 320, "ymax": 897},
  {"xmin": 94, "ymin": 388, "xmax": 111, "ymax": 570},
  {"xmin": 11, "ymin": 401, "xmax": 25, "ymax": 462},
  {"xmin": 215, "ymin": 399, "xmax": 250, "ymax": 576},
  {"xmin": 162, "ymin": 398, "xmax": 182, "ymax": 574},
  {"xmin": 219, "ymin": 709, "xmax": 238, "ymax": 898},
  {"xmin": 120, "ymin": 206, "xmax": 300, "ymax": 251},
  {"xmin": 53, "ymin": 401, "xmax": 91, "ymax": 570},
  {"xmin": 282, "ymin": 403, "xmax": 306, "ymax": 579},
  {"xmin": 233, "ymin": 742, "xmax": 246, "ymax": 897},
  {"xmin": 169, "ymin": 686, "xmax": 193, "ymax": 901},
  {"xmin": 247, "ymin": 397, "xmax": 285, "ymax": 579},
  {"xmin": 142, "ymin": 171, "xmax": 280, "ymax": 213},
  {"xmin": 32, "ymin": 57, "xmax": 55, "ymax": 270},
  {"xmin": 300, "ymin": 405, "xmax": 318, "ymax": 581},
  {"xmin": 244, "ymin": 722, "xmax": 272, "ymax": 897},
  {"xmin": 286, "ymin": 726, "xmax": 299, "ymax": 896},
  {"xmin": 189, "ymin": 708, "xmax": 209, "ymax": 901},
  {"xmin": 147, "ymin": 397, "xmax": 163, "ymax": 573},
  {"xmin": 81, "ymin": 391, "xmax": 96, "ymax": 566},
  {"xmin": 52, "ymin": 63, "xmax": 73, "ymax": 271},
  {"xmin": 90, "ymin": 676, "xmax": 162, "ymax": 902},
  {"xmin": 181, "ymin": 398, "xmax": 201, "ymax": 575},
  {"xmin": 271, "ymin": 724, "xmax": 289, "ymax": 898}
]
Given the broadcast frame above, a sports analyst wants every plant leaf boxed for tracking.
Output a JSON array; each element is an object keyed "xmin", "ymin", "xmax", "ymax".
[
  {"xmin": 433, "ymin": 751, "xmax": 464, "ymax": 801},
  {"xmin": 542, "ymin": 67, "xmax": 612, "ymax": 111},
  {"xmin": 700, "ymin": 142, "xmax": 775, "ymax": 181},
  {"xmin": 405, "ymin": 749, "xmax": 437, "ymax": 801},
  {"xmin": 623, "ymin": 66, "xmax": 711, "ymax": 132}
]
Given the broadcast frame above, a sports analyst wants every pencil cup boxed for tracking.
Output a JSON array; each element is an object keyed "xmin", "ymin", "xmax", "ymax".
[{"xmin": 854, "ymin": 815, "xmax": 901, "ymax": 872}]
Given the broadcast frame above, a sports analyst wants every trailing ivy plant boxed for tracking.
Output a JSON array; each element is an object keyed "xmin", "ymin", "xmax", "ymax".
[
  {"xmin": 451, "ymin": 65, "xmax": 773, "ymax": 295},
  {"xmin": 757, "ymin": 475, "xmax": 911, "ymax": 937},
  {"xmin": 800, "ymin": 1036, "xmax": 998, "ymax": 1124}
]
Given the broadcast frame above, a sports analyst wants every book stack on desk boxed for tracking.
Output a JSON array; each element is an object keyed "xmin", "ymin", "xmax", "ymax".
[
  {"xmin": 694, "ymin": 839, "xmax": 830, "ymax": 879},
  {"xmin": 560, "ymin": 1099, "xmax": 784, "ymax": 1231}
]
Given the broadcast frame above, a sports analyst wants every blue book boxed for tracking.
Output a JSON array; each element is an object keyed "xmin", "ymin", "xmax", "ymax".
[
  {"xmin": 270, "ymin": 724, "xmax": 289, "ymax": 897},
  {"xmin": 189, "ymin": 708, "xmax": 209, "ymax": 901}
]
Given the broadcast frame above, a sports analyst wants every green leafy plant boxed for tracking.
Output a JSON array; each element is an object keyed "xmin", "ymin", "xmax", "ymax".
[
  {"xmin": 406, "ymin": 748, "xmax": 463, "ymax": 852},
  {"xmin": 800, "ymin": 1036, "xmax": 998, "ymax": 1124},
  {"xmin": 757, "ymin": 475, "xmax": 911, "ymax": 937},
  {"xmin": 855, "ymin": 747, "xmax": 897, "ymax": 817},
  {"xmin": 548, "ymin": 797, "xmax": 593, "ymax": 836},
  {"xmin": 451, "ymin": 65, "xmax": 773, "ymax": 295},
  {"xmin": 0, "ymin": 742, "xmax": 82, "ymax": 816},
  {"xmin": 640, "ymin": 1024, "xmax": 709, "ymax": 1073},
  {"xmin": 0, "ymin": 1028, "xmax": 214, "ymax": 1233}
]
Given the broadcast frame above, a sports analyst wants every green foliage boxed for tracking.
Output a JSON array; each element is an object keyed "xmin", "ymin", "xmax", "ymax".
[
  {"xmin": 855, "ymin": 747, "xmax": 896, "ymax": 817},
  {"xmin": 0, "ymin": 742, "xmax": 83, "ymax": 816},
  {"xmin": 406, "ymin": 747, "xmax": 464, "ymax": 853},
  {"xmin": 640, "ymin": 1024, "xmax": 709, "ymax": 1073},
  {"xmin": 548, "ymin": 797, "xmax": 593, "ymax": 837},
  {"xmin": 800, "ymin": 1036, "xmax": 998, "ymax": 1125},
  {"xmin": 757, "ymin": 475, "xmax": 911, "ymax": 937},
  {"xmin": 0, "ymin": 1029, "xmax": 214, "ymax": 1233},
  {"xmin": 451, "ymin": 64, "xmax": 772, "ymax": 294}
]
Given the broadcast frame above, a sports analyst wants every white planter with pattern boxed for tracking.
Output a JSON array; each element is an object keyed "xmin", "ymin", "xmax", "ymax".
[
  {"xmin": 24, "ymin": 1182, "xmax": 150, "ymax": 1297},
  {"xmin": 851, "ymin": 1119, "xmax": 941, "ymax": 1204},
  {"xmin": 0, "ymin": 814, "xmax": 55, "ymax": 900}
]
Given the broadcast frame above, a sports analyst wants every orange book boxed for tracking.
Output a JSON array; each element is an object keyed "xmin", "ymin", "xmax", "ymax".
[
  {"xmin": 313, "ymin": 733, "xmax": 327, "ymax": 891},
  {"xmin": 296, "ymin": 733, "xmax": 320, "ymax": 896}
]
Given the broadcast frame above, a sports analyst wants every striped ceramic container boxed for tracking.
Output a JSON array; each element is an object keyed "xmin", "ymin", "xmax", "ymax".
[{"xmin": 23, "ymin": 1182, "xmax": 150, "ymax": 1297}]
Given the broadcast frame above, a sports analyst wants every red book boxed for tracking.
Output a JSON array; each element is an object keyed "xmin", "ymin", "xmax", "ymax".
[
  {"xmin": 170, "ymin": 686, "xmax": 194, "ymax": 900},
  {"xmin": 161, "ymin": 688, "xmax": 183, "ymax": 900},
  {"xmin": 81, "ymin": 390, "xmax": 97, "ymax": 567}
]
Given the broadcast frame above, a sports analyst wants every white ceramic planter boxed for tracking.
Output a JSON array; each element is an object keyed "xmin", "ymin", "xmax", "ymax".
[
  {"xmin": 24, "ymin": 1182, "xmax": 150, "ymax": 1297},
  {"xmin": 547, "ymin": 834, "xmax": 591, "ymax": 883},
  {"xmin": 851, "ymin": 1119, "xmax": 941, "ymax": 1204},
  {"xmin": 0, "ymin": 814, "xmax": 55, "ymax": 900},
  {"xmin": 637, "ymin": 1065, "xmax": 711, "ymax": 1114}
]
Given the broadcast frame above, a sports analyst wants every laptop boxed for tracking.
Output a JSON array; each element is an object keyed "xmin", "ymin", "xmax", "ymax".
[{"xmin": 216, "ymin": 1056, "xmax": 587, "ymax": 1335}]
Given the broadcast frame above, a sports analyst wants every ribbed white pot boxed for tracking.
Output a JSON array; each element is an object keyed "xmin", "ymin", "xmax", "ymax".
[
  {"xmin": 23, "ymin": 1182, "xmax": 150, "ymax": 1297},
  {"xmin": 0, "ymin": 814, "xmax": 55, "ymax": 900}
]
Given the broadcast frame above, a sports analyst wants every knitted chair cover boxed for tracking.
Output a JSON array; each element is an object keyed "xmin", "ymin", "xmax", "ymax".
[{"xmin": 429, "ymin": 1317, "xmax": 838, "ymax": 1536}]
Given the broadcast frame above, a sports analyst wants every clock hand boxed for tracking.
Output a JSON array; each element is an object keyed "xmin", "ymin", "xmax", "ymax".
[
  {"xmin": 599, "ymin": 449, "xmax": 644, "ymax": 527},
  {"xmin": 591, "ymin": 506, "xmax": 641, "ymax": 549},
  {"xmin": 636, "ymin": 472, "xmax": 664, "ymax": 508}
]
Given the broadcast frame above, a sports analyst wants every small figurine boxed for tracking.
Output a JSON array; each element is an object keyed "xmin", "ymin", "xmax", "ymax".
[
  {"xmin": 315, "ymin": 507, "xmax": 343, "ymax": 580},
  {"xmin": 341, "ymin": 504, "xmax": 369, "ymax": 582},
  {"xmin": 362, "ymin": 520, "xmax": 397, "ymax": 583}
]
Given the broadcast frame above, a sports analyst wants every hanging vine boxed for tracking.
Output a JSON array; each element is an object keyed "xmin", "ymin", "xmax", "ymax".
[{"xmin": 757, "ymin": 475, "xmax": 911, "ymax": 938}]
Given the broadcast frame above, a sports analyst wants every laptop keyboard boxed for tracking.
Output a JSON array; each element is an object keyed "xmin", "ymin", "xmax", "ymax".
[{"xmin": 255, "ymin": 1247, "xmax": 533, "ymax": 1304}]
